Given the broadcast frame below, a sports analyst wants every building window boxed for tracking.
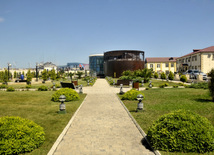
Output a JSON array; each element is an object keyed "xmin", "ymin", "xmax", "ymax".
[
  {"xmin": 157, "ymin": 64, "xmax": 160, "ymax": 68},
  {"xmin": 166, "ymin": 63, "xmax": 169, "ymax": 67},
  {"xmin": 171, "ymin": 63, "xmax": 174, "ymax": 67},
  {"xmin": 195, "ymin": 55, "xmax": 197, "ymax": 61},
  {"xmin": 195, "ymin": 66, "xmax": 197, "ymax": 70},
  {"xmin": 150, "ymin": 64, "xmax": 153, "ymax": 68},
  {"xmin": 208, "ymin": 54, "xmax": 211, "ymax": 58},
  {"xmin": 213, "ymin": 54, "xmax": 214, "ymax": 60}
]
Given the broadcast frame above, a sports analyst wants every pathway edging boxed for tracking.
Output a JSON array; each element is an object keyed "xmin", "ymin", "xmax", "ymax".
[
  {"xmin": 116, "ymin": 95, "xmax": 161, "ymax": 155},
  {"xmin": 47, "ymin": 95, "xmax": 88, "ymax": 155}
]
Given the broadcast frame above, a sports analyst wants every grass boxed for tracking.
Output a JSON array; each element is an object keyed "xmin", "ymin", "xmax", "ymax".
[
  {"xmin": 119, "ymin": 88, "xmax": 214, "ymax": 155},
  {"xmin": 4, "ymin": 78, "xmax": 92, "ymax": 89},
  {"xmin": 0, "ymin": 90, "xmax": 86, "ymax": 155}
]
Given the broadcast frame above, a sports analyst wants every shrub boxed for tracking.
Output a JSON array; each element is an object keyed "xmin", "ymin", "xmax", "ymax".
[
  {"xmin": 173, "ymin": 85, "xmax": 178, "ymax": 88},
  {"xmin": 186, "ymin": 82, "xmax": 208, "ymax": 89},
  {"xmin": 168, "ymin": 71, "xmax": 174, "ymax": 80},
  {"xmin": 0, "ymin": 116, "xmax": 45, "ymax": 154},
  {"xmin": 159, "ymin": 83, "xmax": 168, "ymax": 88},
  {"xmin": 147, "ymin": 110, "xmax": 214, "ymax": 153},
  {"xmin": 154, "ymin": 72, "xmax": 159, "ymax": 79},
  {"xmin": 38, "ymin": 85, "xmax": 48, "ymax": 91},
  {"xmin": 146, "ymin": 87, "xmax": 150, "ymax": 90},
  {"xmin": 161, "ymin": 72, "xmax": 166, "ymax": 80},
  {"xmin": 208, "ymin": 69, "xmax": 214, "ymax": 101},
  {"xmin": 0, "ymin": 84, "xmax": 7, "ymax": 89},
  {"xmin": 51, "ymin": 88, "xmax": 80, "ymax": 102},
  {"xmin": 6, "ymin": 87, "xmax": 15, "ymax": 92},
  {"xmin": 121, "ymin": 89, "xmax": 145, "ymax": 100},
  {"xmin": 26, "ymin": 85, "xmax": 32, "ymax": 89},
  {"xmin": 180, "ymin": 75, "xmax": 187, "ymax": 82}
]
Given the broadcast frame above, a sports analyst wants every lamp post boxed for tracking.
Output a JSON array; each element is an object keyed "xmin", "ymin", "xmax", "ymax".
[
  {"xmin": 149, "ymin": 81, "xmax": 152, "ymax": 88},
  {"xmin": 59, "ymin": 95, "xmax": 66, "ymax": 114},
  {"xmin": 36, "ymin": 63, "xmax": 38, "ymax": 82},
  {"xmin": 119, "ymin": 84, "xmax": 124, "ymax": 95},
  {"xmin": 8, "ymin": 63, "xmax": 11, "ymax": 81},
  {"xmin": 79, "ymin": 85, "xmax": 83, "ymax": 94},
  {"xmin": 136, "ymin": 94, "xmax": 144, "ymax": 112}
]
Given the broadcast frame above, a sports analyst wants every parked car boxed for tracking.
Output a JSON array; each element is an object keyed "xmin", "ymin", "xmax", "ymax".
[
  {"xmin": 183, "ymin": 70, "xmax": 207, "ymax": 80},
  {"xmin": 195, "ymin": 71, "xmax": 207, "ymax": 80}
]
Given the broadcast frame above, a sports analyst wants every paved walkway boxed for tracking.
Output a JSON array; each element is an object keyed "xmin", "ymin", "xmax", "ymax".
[{"xmin": 51, "ymin": 79, "xmax": 154, "ymax": 155}]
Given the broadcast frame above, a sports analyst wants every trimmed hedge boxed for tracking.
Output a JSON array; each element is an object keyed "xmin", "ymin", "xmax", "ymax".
[
  {"xmin": 121, "ymin": 89, "xmax": 145, "ymax": 100},
  {"xmin": 38, "ymin": 85, "xmax": 48, "ymax": 91},
  {"xmin": 6, "ymin": 87, "xmax": 15, "ymax": 92},
  {"xmin": 0, "ymin": 116, "xmax": 45, "ymax": 155},
  {"xmin": 147, "ymin": 110, "xmax": 214, "ymax": 153},
  {"xmin": 51, "ymin": 88, "xmax": 80, "ymax": 102}
]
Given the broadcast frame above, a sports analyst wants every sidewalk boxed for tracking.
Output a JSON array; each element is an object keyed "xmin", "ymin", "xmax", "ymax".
[{"xmin": 49, "ymin": 79, "xmax": 154, "ymax": 155}]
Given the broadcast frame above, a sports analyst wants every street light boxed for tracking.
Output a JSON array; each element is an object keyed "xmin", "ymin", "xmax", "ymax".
[
  {"xmin": 136, "ymin": 94, "xmax": 144, "ymax": 112},
  {"xmin": 59, "ymin": 95, "xmax": 66, "ymax": 114},
  {"xmin": 8, "ymin": 63, "xmax": 12, "ymax": 81},
  {"xmin": 36, "ymin": 63, "xmax": 38, "ymax": 82},
  {"xmin": 149, "ymin": 81, "xmax": 152, "ymax": 88},
  {"xmin": 119, "ymin": 84, "xmax": 124, "ymax": 95},
  {"xmin": 79, "ymin": 85, "xmax": 83, "ymax": 94}
]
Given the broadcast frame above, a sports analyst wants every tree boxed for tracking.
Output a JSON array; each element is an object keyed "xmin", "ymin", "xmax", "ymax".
[
  {"xmin": 41, "ymin": 69, "xmax": 48, "ymax": 82},
  {"xmin": 75, "ymin": 71, "xmax": 84, "ymax": 79},
  {"xmin": 161, "ymin": 72, "xmax": 166, "ymax": 80},
  {"xmin": 154, "ymin": 72, "xmax": 159, "ymax": 79},
  {"xmin": 69, "ymin": 72, "xmax": 74, "ymax": 80},
  {"xmin": 180, "ymin": 75, "xmax": 187, "ymax": 83},
  {"xmin": 142, "ymin": 68, "xmax": 152, "ymax": 83},
  {"xmin": 13, "ymin": 71, "xmax": 17, "ymax": 79},
  {"xmin": 208, "ymin": 69, "xmax": 214, "ymax": 101},
  {"xmin": 50, "ymin": 69, "xmax": 56, "ymax": 81},
  {"xmin": 26, "ymin": 69, "xmax": 33, "ymax": 84},
  {"xmin": 168, "ymin": 71, "xmax": 174, "ymax": 80}
]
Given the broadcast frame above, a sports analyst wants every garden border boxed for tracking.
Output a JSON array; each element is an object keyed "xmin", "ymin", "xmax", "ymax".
[
  {"xmin": 116, "ymin": 94, "xmax": 161, "ymax": 155},
  {"xmin": 47, "ymin": 95, "xmax": 88, "ymax": 155}
]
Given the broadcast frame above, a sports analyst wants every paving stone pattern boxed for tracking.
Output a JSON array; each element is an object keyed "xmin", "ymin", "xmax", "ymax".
[{"xmin": 53, "ymin": 79, "xmax": 154, "ymax": 155}]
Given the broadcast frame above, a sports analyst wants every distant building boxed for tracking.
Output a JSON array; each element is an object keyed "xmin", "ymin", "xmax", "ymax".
[
  {"xmin": 104, "ymin": 50, "xmax": 145, "ymax": 78},
  {"xmin": 176, "ymin": 46, "xmax": 214, "ymax": 73},
  {"xmin": 38, "ymin": 62, "xmax": 57, "ymax": 71},
  {"xmin": 145, "ymin": 57, "xmax": 177, "ymax": 74},
  {"xmin": 89, "ymin": 54, "xmax": 104, "ymax": 76}
]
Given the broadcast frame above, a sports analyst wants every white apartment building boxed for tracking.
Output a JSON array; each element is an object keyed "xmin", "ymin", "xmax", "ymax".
[{"xmin": 176, "ymin": 46, "xmax": 214, "ymax": 74}]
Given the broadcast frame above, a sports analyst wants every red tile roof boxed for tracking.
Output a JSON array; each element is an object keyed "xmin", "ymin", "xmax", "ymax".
[
  {"xmin": 178, "ymin": 46, "xmax": 214, "ymax": 59},
  {"xmin": 145, "ymin": 57, "xmax": 178, "ymax": 63}
]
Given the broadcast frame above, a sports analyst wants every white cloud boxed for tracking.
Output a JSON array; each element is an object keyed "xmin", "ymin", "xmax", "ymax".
[{"xmin": 0, "ymin": 17, "xmax": 5, "ymax": 23}]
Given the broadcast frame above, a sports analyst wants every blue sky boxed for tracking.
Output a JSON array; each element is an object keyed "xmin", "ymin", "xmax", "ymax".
[{"xmin": 0, "ymin": 0, "xmax": 214, "ymax": 68}]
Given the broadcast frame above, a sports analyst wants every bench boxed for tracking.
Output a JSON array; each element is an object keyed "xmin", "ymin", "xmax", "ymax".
[
  {"xmin": 115, "ymin": 79, "xmax": 130, "ymax": 86},
  {"xmin": 15, "ymin": 80, "xmax": 27, "ymax": 83},
  {"xmin": 60, "ymin": 82, "xmax": 75, "ymax": 89}
]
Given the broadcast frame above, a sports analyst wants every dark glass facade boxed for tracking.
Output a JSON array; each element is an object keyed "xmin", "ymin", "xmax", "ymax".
[{"xmin": 89, "ymin": 54, "xmax": 104, "ymax": 76}]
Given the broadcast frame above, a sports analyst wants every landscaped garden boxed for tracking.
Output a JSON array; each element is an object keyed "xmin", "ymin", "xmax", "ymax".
[
  {"xmin": 114, "ymin": 69, "xmax": 214, "ymax": 154},
  {"xmin": 119, "ymin": 88, "xmax": 214, "ymax": 155},
  {"xmin": 0, "ymin": 89, "xmax": 86, "ymax": 154}
]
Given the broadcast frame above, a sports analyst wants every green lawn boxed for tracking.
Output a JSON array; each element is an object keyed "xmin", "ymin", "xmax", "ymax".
[
  {"xmin": 5, "ymin": 78, "xmax": 91, "ymax": 89},
  {"xmin": 0, "ymin": 90, "xmax": 86, "ymax": 155},
  {"xmin": 119, "ymin": 88, "xmax": 214, "ymax": 155}
]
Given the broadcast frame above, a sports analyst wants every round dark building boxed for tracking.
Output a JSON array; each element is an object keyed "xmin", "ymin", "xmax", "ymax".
[{"xmin": 104, "ymin": 50, "xmax": 145, "ymax": 78}]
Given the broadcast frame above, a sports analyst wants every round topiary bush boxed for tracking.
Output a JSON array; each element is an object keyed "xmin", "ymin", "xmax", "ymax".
[
  {"xmin": 121, "ymin": 89, "xmax": 145, "ymax": 100},
  {"xmin": 147, "ymin": 110, "xmax": 214, "ymax": 153},
  {"xmin": 38, "ymin": 85, "xmax": 48, "ymax": 91},
  {"xmin": 0, "ymin": 116, "xmax": 45, "ymax": 155},
  {"xmin": 51, "ymin": 88, "xmax": 80, "ymax": 102},
  {"xmin": 180, "ymin": 75, "xmax": 187, "ymax": 82},
  {"xmin": 6, "ymin": 87, "xmax": 15, "ymax": 92}
]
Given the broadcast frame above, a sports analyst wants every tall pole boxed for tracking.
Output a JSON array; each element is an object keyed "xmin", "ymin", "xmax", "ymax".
[
  {"xmin": 36, "ymin": 63, "xmax": 38, "ymax": 81},
  {"xmin": 8, "ymin": 63, "xmax": 11, "ymax": 81}
]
